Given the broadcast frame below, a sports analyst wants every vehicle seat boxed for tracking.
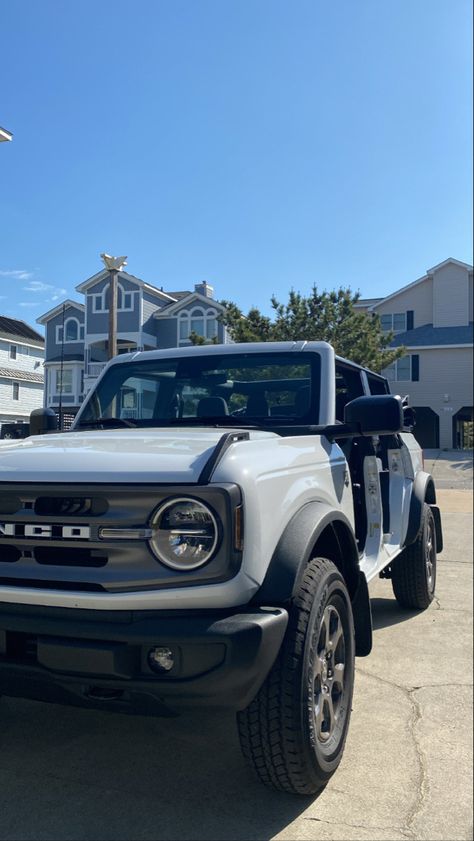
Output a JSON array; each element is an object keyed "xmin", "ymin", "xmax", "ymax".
[
  {"xmin": 335, "ymin": 392, "xmax": 347, "ymax": 423},
  {"xmin": 295, "ymin": 386, "xmax": 311, "ymax": 416},
  {"xmin": 197, "ymin": 396, "xmax": 229, "ymax": 417},
  {"xmin": 246, "ymin": 394, "xmax": 269, "ymax": 416}
]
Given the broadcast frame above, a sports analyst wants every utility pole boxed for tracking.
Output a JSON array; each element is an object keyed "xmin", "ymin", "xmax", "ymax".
[
  {"xmin": 108, "ymin": 268, "xmax": 118, "ymax": 360},
  {"xmin": 58, "ymin": 302, "xmax": 66, "ymax": 431},
  {"xmin": 100, "ymin": 253, "xmax": 128, "ymax": 360}
]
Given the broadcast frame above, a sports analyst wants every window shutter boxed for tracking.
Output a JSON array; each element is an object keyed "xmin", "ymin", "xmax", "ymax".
[
  {"xmin": 407, "ymin": 310, "xmax": 414, "ymax": 331},
  {"xmin": 411, "ymin": 354, "xmax": 419, "ymax": 381}
]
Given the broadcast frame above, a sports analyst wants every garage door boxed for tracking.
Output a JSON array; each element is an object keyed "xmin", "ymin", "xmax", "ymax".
[{"xmin": 412, "ymin": 407, "xmax": 439, "ymax": 449}]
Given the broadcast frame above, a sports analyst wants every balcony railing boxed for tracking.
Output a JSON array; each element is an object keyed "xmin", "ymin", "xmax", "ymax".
[{"xmin": 85, "ymin": 362, "xmax": 107, "ymax": 378}]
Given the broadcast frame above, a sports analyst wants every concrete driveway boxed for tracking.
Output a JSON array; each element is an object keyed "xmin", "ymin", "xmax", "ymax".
[{"xmin": 0, "ymin": 456, "xmax": 472, "ymax": 841}]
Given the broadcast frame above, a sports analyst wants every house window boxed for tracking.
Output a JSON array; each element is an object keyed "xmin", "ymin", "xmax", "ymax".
[
  {"xmin": 380, "ymin": 313, "xmax": 407, "ymax": 333},
  {"xmin": 382, "ymin": 355, "xmax": 419, "ymax": 382},
  {"xmin": 178, "ymin": 308, "xmax": 218, "ymax": 344},
  {"xmin": 10, "ymin": 345, "xmax": 17, "ymax": 360},
  {"xmin": 65, "ymin": 319, "xmax": 78, "ymax": 341},
  {"xmin": 56, "ymin": 317, "xmax": 84, "ymax": 344},
  {"xmin": 393, "ymin": 313, "xmax": 406, "ymax": 332},
  {"xmin": 93, "ymin": 283, "xmax": 134, "ymax": 312},
  {"xmin": 56, "ymin": 368, "xmax": 73, "ymax": 394},
  {"xmin": 12, "ymin": 382, "xmax": 19, "ymax": 400}
]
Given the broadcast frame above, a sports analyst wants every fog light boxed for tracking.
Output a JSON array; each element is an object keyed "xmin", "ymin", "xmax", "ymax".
[{"xmin": 148, "ymin": 646, "xmax": 174, "ymax": 673}]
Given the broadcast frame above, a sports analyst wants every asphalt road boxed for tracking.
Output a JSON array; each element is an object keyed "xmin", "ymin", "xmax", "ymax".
[{"xmin": 0, "ymin": 454, "xmax": 472, "ymax": 841}]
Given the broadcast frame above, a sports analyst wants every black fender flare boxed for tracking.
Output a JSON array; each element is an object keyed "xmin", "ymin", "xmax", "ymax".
[
  {"xmin": 405, "ymin": 471, "xmax": 443, "ymax": 552},
  {"xmin": 254, "ymin": 501, "xmax": 372, "ymax": 657}
]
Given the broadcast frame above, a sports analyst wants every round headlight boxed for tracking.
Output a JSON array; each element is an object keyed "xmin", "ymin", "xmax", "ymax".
[{"xmin": 149, "ymin": 497, "xmax": 219, "ymax": 570}]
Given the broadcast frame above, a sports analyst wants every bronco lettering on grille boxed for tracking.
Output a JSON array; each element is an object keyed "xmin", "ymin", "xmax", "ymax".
[{"xmin": 0, "ymin": 523, "xmax": 91, "ymax": 539}]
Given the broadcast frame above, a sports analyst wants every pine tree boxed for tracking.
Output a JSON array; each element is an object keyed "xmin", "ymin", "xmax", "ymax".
[{"xmin": 219, "ymin": 286, "xmax": 404, "ymax": 372}]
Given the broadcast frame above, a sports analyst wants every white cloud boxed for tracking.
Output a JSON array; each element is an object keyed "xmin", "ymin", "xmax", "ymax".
[
  {"xmin": 0, "ymin": 269, "xmax": 34, "ymax": 281},
  {"xmin": 19, "ymin": 302, "xmax": 38, "ymax": 308},
  {"xmin": 23, "ymin": 280, "xmax": 53, "ymax": 292},
  {"xmin": 21, "ymin": 281, "xmax": 68, "ymax": 303},
  {"xmin": 50, "ymin": 288, "xmax": 67, "ymax": 301}
]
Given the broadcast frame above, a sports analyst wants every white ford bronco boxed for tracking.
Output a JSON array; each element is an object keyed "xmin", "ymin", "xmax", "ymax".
[{"xmin": 0, "ymin": 341, "xmax": 442, "ymax": 794}]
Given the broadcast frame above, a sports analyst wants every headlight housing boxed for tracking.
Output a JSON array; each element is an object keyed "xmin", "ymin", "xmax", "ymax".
[{"xmin": 148, "ymin": 497, "xmax": 219, "ymax": 570}]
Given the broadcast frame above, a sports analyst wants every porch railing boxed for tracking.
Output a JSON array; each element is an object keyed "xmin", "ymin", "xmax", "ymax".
[{"xmin": 85, "ymin": 362, "xmax": 107, "ymax": 378}]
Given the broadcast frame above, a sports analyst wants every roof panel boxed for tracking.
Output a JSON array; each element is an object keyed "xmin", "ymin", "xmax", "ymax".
[{"xmin": 0, "ymin": 316, "xmax": 44, "ymax": 344}]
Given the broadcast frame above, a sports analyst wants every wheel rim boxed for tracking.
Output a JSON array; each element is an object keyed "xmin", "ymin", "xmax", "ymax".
[
  {"xmin": 425, "ymin": 516, "xmax": 435, "ymax": 591},
  {"xmin": 313, "ymin": 604, "xmax": 346, "ymax": 743}
]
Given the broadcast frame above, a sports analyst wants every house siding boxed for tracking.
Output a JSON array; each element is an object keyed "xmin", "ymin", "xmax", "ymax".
[
  {"xmin": 44, "ymin": 305, "xmax": 84, "ymax": 362},
  {"xmin": 86, "ymin": 275, "xmax": 141, "ymax": 335},
  {"xmin": 142, "ymin": 292, "xmax": 163, "ymax": 338},
  {"xmin": 0, "ymin": 340, "xmax": 43, "ymax": 373},
  {"xmin": 374, "ymin": 276, "xmax": 433, "ymax": 328},
  {"xmin": 433, "ymin": 263, "xmax": 469, "ymax": 328},
  {"xmin": 397, "ymin": 347, "xmax": 473, "ymax": 449},
  {"xmin": 156, "ymin": 318, "xmax": 179, "ymax": 349},
  {"xmin": 0, "ymin": 379, "xmax": 44, "ymax": 421},
  {"xmin": 468, "ymin": 273, "xmax": 473, "ymax": 322}
]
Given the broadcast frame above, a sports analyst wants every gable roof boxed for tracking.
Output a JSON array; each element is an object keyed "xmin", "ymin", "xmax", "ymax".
[
  {"xmin": 0, "ymin": 315, "xmax": 44, "ymax": 346},
  {"xmin": 76, "ymin": 269, "xmax": 177, "ymax": 303},
  {"xmin": 369, "ymin": 257, "xmax": 474, "ymax": 312},
  {"xmin": 426, "ymin": 257, "xmax": 473, "ymax": 274},
  {"xmin": 391, "ymin": 322, "xmax": 474, "ymax": 348},
  {"xmin": 154, "ymin": 291, "xmax": 225, "ymax": 318},
  {"xmin": 36, "ymin": 299, "xmax": 85, "ymax": 325}
]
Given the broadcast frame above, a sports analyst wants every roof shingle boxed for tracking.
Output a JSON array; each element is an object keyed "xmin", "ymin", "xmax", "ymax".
[
  {"xmin": 0, "ymin": 366, "xmax": 44, "ymax": 383},
  {"xmin": 391, "ymin": 322, "xmax": 474, "ymax": 348}
]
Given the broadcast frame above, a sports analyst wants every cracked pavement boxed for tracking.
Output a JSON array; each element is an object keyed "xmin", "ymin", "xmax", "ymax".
[{"xmin": 0, "ymin": 457, "xmax": 472, "ymax": 841}]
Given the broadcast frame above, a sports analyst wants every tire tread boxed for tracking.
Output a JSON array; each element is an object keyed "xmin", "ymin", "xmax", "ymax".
[
  {"xmin": 392, "ymin": 503, "xmax": 435, "ymax": 610},
  {"xmin": 237, "ymin": 557, "xmax": 351, "ymax": 795}
]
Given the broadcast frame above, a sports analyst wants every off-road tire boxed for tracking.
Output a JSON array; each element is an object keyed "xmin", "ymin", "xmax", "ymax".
[
  {"xmin": 391, "ymin": 503, "xmax": 436, "ymax": 610},
  {"xmin": 237, "ymin": 557, "xmax": 355, "ymax": 795}
]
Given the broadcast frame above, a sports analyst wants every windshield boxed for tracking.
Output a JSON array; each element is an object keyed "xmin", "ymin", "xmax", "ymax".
[{"xmin": 76, "ymin": 351, "xmax": 321, "ymax": 429}]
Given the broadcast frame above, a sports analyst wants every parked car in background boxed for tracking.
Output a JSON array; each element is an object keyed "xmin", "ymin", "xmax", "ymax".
[{"xmin": 0, "ymin": 422, "xmax": 30, "ymax": 440}]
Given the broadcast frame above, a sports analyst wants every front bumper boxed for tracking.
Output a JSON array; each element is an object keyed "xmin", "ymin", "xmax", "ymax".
[{"xmin": 0, "ymin": 603, "xmax": 288, "ymax": 715}]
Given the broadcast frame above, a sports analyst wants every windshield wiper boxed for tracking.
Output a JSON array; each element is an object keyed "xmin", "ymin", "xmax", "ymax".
[{"xmin": 77, "ymin": 417, "xmax": 137, "ymax": 429}]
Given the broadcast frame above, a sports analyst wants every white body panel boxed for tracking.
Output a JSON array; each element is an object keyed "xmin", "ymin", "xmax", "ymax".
[
  {"xmin": 0, "ymin": 429, "xmax": 354, "ymax": 610},
  {"xmin": 0, "ymin": 428, "xmax": 277, "ymax": 484}
]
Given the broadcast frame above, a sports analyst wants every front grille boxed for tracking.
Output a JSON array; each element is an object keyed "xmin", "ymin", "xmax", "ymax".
[
  {"xmin": 0, "ymin": 482, "xmax": 239, "ymax": 595},
  {"xmin": 0, "ymin": 578, "xmax": 106, "ymax": 592},
  {"xmin": 34, "ymin": 547, "xmax": 108, "ymax": 567},
  {"xmin": 34, "ymin": 497, "xmax": 108, "ymax": 517},
  {"xmin": 1, "ymin": 547, "xmax": 21, "ymax": 564}
]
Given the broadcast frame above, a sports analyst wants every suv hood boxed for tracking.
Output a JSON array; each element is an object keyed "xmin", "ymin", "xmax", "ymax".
[{"xmin": 0, "ymin": 428, "xmax": 277, "ymax": 484}]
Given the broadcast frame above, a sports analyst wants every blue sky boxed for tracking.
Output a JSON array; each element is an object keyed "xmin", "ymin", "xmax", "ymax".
[{"xmin": 1, "ymin": 0, "xmax": 472, "ymax": 333}]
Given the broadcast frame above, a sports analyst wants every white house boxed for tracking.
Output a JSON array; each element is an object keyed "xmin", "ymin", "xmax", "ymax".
[
  {"xmin": 0, "ymin": 316, "xmax": 45, "ymax": 428},
  {"xmin": 357, "ymin": 258, "xmax": 473, "ymax": 449}
]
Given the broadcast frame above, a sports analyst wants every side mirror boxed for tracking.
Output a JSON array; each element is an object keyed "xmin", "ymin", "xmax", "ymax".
[
  {"xmin": 344, "ymin": 395, "xmax": 403, "ymax": 436},
  {"xmin": 29, "ymin": 408, "xmax": 58, "ymax": 436}
]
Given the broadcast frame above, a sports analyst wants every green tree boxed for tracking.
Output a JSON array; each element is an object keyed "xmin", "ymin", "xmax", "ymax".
[
  {"xmin": 188, "ymin": 331, "xmax": 219, "ymax": 346},
  {"xmin": 219, "ymin": 287, "xmax": 404, "ymax": 372}
]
